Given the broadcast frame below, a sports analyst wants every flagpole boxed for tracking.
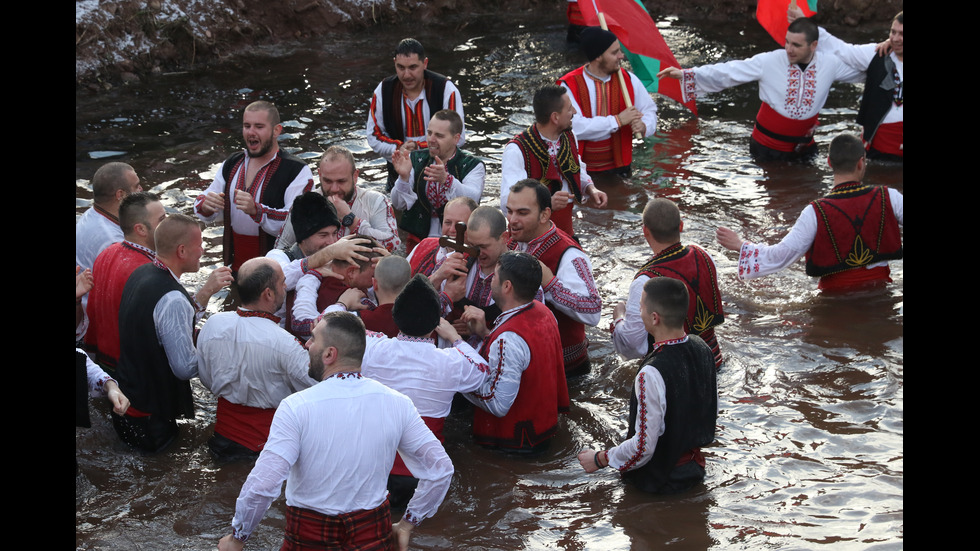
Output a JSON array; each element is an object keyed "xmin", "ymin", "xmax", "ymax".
[{"xmin": 596, "ymin": 11, "xmax": 643, "ymax": 140}]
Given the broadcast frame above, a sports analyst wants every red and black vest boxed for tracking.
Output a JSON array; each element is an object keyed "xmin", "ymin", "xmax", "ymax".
[
  {"xmin": 380, "ymin": 70, "xmax": 450, "ymax": 144},
  {"xmin": 622, "ymin": 335, "xmax": 717, "ymax": 494},
  {"xmin": 473, "ymin": 301, "xmax": 569, "ymax": 450},
  {"xmin": 635, "ymin": 243, "xmax": 725, "ymax": 368},
  {"xmin": 508, "ymin": 125, "xmax": 584, "ymax": 202},
  {"xmin": 805, "ymin": 182, "xmax": 903, "ymax": 278},
  {"xmin": 558, "ymin": 66, "xmax": 635, "ymax": 172},
  {"xmin": 219, "ymin": 150, "xmax": 312, "ymax": 270},
  {"xmin": 857, "ymin": 54, "xmax": 902, "ymax": 154},
  {"xmin": 512, "ymin": 224, "xmax": 590, "ymax": 373}
]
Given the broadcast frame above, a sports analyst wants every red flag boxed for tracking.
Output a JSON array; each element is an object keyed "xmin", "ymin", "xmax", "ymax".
[
  {"xmin": 577, "ymin": 0, "xmax": 697, "ymax": 116},
  {"xmin": 757, "ymin": 0, "xmax": 818, "ymax": 46}
]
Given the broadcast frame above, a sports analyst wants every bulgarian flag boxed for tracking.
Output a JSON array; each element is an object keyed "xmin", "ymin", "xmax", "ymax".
[
  {"xmin": 757, "ymin": 0, "xmax": 818, "ymax": 46},
  {"xmin": 578, "ymin": 0, "xmax": 697, "ymax": 116}
]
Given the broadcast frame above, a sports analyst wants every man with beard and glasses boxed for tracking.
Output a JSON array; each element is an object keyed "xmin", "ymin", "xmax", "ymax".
[
  {"xmin": 276, "ymin": 146, "xmax": 400, "ymax": 253},
  {"xmin": 218, "ymin": 312, "xmax": 453, "ymax": 551},
  {"xmin": 195, "ymin": 101, "xmax": 315, "ymax": 272}
]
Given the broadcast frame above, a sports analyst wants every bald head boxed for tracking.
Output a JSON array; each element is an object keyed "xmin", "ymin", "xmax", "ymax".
[{"xmin": 238, "ymin": 257, "xmax": 283, "ymax": 306}]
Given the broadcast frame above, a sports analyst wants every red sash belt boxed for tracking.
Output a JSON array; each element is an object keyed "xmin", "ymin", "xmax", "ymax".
[
  {"xmin": 869, "ymin": 121, "xmax": 903, "ymax": 157},
  {"xmin": 283, "ymin": 500, "xmax": 392, "ymax": 551},
  {"xmin": 391, "ymin": 416, "xmax": 445, "ymax": 477},
  {"xmin": 214, "ymin": 397, "xmax": 276, "ymax": 452},
  {"xmin": 818, "ymin": 265, "xmax": 891, "ymax": 292},
  {"xmin": 752, "ymin": 102, "xmax": 818, "ymax": 152},
  {"xmin": 231, "ymin": 233, "xmax": 260, "ymax": 273}
]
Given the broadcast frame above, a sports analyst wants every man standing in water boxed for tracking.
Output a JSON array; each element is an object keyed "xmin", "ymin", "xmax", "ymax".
[
  {"xmin": 218, "ymin": 312, "xmax": 453, "ymax": 551},
  {"xmin": 112, "ymin": 214, "xmax": 233, "ymax": 453},
  {"xmin": 367, "ymin": 38, "xmax": 466, "ymax": 191},
  {"xmin": 611, "ymin": 198, "xmax": 725, "ymax": 368},
  {"xmin": 578, "ymin": 277, "xmax": 717, "ymax": 494},
  {"xmin": 716, "ymin": 133, "xmax": 903, "ymax": 291},
  {"xmin": 558, "ymin": 26, "xmax": 658, "ymax": 178},
  {"xmin": 76, "ymin": 162, "xmax": 143, "ymax": 271},
  {"xmin": 195, "ymin": 101, "xmax": 315, "ymax": 272},
  {"xmin": 501, "ymin": 85, "xmax": 607, "ymax": 237},
  {"xmin": 657, "ymin": 17, "xmax": 862, "ymax": 162}
]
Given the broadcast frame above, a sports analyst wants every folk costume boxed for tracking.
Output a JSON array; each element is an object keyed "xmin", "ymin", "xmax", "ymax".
[
  {"xmin": 275, "ymin": 187, "xmax": 401, "ymax": 253},
  {"xmin": 112, "ymin": 260, "xmax": 201, "ymax": 453},
  {"xmin": 604, "ymin": 335, "xmax": 718, "ymax": 494},
  {"xmin": 501, "ymin": 124, "xmax": 596, "ymax": 236},
  {"xmin": 226, "ymin": 373, "xmax": 453, "ymax": 547},
  {"xmin": 197, "ymin": 308, "xmax": 316, "ymax": 459},
  {"xmin": 678, "ymin": 50, "xmax": 863, "ymax": 160},
  {"xmin": 367, "ymin": 70, "xmax": 466, "ymax": 188},
  {"xmin": 85, "ymin": 240, "xmax": 156, "ymax": 372},
  {"xmin": 558, "ymin": 66, "xmax": 658, "ymax": 175},
  {"xmin": 612, "ymin": 244, "xmax": 725, "ymax": 367},
  {"xmin": 391, "ymin": 148, "xmax": 484, "ymax": 246},
  {"xmin": 406, "ymin": 237, "xmax": 447, "ymax": 277},
  {"xmin": 467, "ymin": 301, "xmax": 570, "ymax": 451},
  {"xmin": 817, "ymin": 28, "xmax": 904, "ymax": 160},
  {"xmin": 510, "ymin": 222, "xmax": 601, "ymax": 376},
  {"xmin": 290, "ymin": 272, "xmax": 369, "ymax": 340},
  {"xmin": 735, "ymin": 182, "xmax": 903, "ymax": 291},
  {"xmin": 194, "ymin": 150, "xmax": 314, "ymax": 272},
  {"xmin": 76, "ymin": 204, "xmax": 124, "ymax": 271}
]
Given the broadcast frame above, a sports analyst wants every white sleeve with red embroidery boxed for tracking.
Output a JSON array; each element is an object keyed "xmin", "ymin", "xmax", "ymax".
[
  {"xmin": 352, "ymin": 190, "xmax": 401, "ymax": 251},
  {"xmin": 194, "ymin": 160, "xmax": 228, "ymax": 224},
  {"xmin": 464, "ymin": 330, "xmax": 530, "ymax": 417},
  {"xmin": 735, "ymin": 205, "xmax": 817, "ymax": 280},
  {"xmin": 398, "ymin": 412, "xmax": 455, "ymax": 526},
  {"xmin": 606, "ymin": 364, "xmax": 667, "ymax": 472},
  {"xmin": 543, "ymin": 248, "xmax": 601, "ymax": 326}
]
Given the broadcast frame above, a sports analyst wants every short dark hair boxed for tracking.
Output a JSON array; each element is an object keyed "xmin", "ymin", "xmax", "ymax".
[
  {"xmin": 533, "ymin": 85, "xmax": 568, "ymax": 125},
  {"xmin": 332, "ymin": 235, "xmax": 384, "ymax": 271},
  {"xmin": 238, "ymin": 260, "xmax": 278, "ymax": 305},
  {"xmin": 319, "ymin": 311, "xmax": 367, "ymax": 364},
  {"xmin": 432, "ymin": 109, "xmax": 463, "ymax": 136},
  {"xmin": 468, "ymin": 206, "xmax": 508, "ymax": 238},
  {"xmin": 643, "ymin": 198, "xmax": 681, "ymax": 244},
  {"xmin": 92, "ymin": 162, "xmax": 135, "ymax": 203},
  {"xmin": 828, "ymin": 134, "xmax": 866, "ymax": 173},
  {"xmin": 787, "ymin": 17, "xmax": 819, "ymax": 44},
  {"xmin": 119, "ymin": 191, "xmax": 160, "ymax": 238},
  {"xmin": 497, "ymin": 251, "xmax": 541, "ymax": 302},
  {"xmin": 245, "ymin": 100, "xmax": 281, "ymax": 126},
  {"xmin": 394, "ymin": 38, "xmax": 425, "ymax": 59},
  {"xmin": 509, "ymin": 179, "xmax": 552, "ymax": 214},
  {"xmin": 642, "ymin": 277, "xmax": 689, "ymax": 330}
]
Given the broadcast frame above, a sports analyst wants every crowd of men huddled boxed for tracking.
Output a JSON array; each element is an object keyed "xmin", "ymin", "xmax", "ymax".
[{"xmin": 76, "ymin": 7, "xmax": 903, "ymax": 549}]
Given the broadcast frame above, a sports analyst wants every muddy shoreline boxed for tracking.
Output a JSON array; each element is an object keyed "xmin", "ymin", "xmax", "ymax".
[{"xmin": 75, "ymin": 0, "xmax": 902, "ymax": 90}]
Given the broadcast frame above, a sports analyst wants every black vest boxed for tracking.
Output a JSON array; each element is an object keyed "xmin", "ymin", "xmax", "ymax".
[
  {"xmin": 856, "ymin": 54, "xmax": 901, "ymax": 143},
  {"xmin": 380, "ymin": 70, "xmax": 449, "ymax": 143},
  {"xmin": 622, "ymin": 336, "xmax": 717, "ymax": 493},
  {"xmin": 116, "ymin": 263, "xmax": 196, "ymax": 421}
]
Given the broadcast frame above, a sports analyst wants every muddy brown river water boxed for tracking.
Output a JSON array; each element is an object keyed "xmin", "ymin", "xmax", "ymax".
[{"xmin": 76, "ymin": 8, "xmax": 902, "ymax": 550}]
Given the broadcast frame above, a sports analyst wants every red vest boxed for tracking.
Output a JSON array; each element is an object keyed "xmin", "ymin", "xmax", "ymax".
[
  {"xmin": 473, "ymin": 301, "xmax": 569, "ymax": 450},
  {"xmin": 558, "ymin": 66, "xmax": 635, "ymax": 172},
  {"xmin": 408, "ymin": 237, "xmax": 442, "ymax": 277},
  {"xmin": 85, "ymin": 241, "xmax": 155, "ymax": 368},
  {"xmin": 359, "ymin": 303, "xmax": 399, "ymax": 338},
  {"xmin": 635, "ymin": 243, "xmax": 725, "ymax": 367},
  {"xmin": 805, "ymin": 182, "xmax": 903, "ymax": 280},
  {"xmin": 511, "ymin": 224, "xmax": 590, "ymax": 373}
]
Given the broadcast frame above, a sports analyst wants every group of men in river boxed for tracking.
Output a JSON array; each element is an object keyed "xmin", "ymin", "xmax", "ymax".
[{"xmin": 75, "ymin": 6, "xmax": 903, "ymax": 549}]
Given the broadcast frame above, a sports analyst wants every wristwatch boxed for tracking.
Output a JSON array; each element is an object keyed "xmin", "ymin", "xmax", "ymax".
[{"xmin": 341, "ymin": 212, "xmax": 355, "ymax": 228}]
